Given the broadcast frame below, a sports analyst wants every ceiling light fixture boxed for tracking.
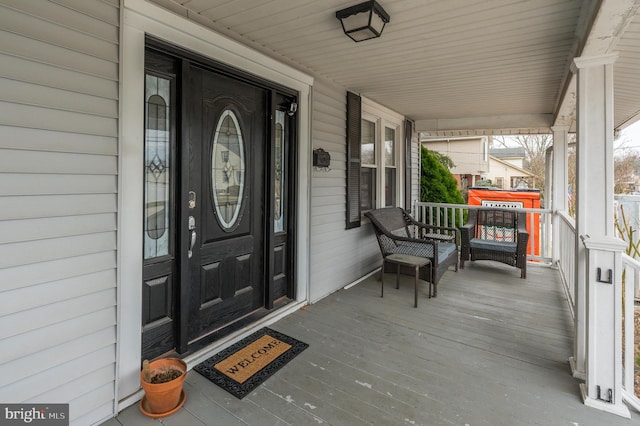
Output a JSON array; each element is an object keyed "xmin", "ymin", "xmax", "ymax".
[{"xmin": 335, "ymin": 0, "xmax": 390, "ymax": 42}]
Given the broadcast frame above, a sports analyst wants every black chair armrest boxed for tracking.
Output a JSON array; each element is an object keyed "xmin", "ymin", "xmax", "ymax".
[
  {"xmin": 517, "ymin": 218, "xmax": 528, "ymax": 234},
  {"xmin": 517, "ymin": 213, "xmax": 529, "ymax": 239},
  {"xmin": 460, "ymin": 223, "xmax": 474, "ymax": 232},
  {"xmin": 403, "ymin": 211, "xmax": 459, "ymax": 242},
  {"xmin": 366, "ymin": 211, "xmax": 438, "ymax": 246},
  {"xmin": 459, "ymin": 223, "xmax": 474, "ymax": 239}
]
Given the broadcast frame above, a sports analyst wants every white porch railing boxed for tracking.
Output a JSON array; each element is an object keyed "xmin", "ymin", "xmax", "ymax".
[
  {"xmin": 622, "ymin": 253, "xmax": 640, "ymax": 411},
  {"xmin": 413, "ymin": 201, "xmax": 640, "ymax": 413},
  {"xmin": 412, "ymin": 202, "xmax": 553, "ymax": 264},
  {"xmin": 557, "ymin": 210, "xmax": 577, "ymax": 318}
]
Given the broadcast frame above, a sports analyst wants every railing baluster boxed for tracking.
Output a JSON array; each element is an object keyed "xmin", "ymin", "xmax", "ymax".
[
  {"xmin": 415, "ymin": 201, "xmax": 554, "ymax": 264},
  {"xmin": 622, "ymin": 254, "xmax": 640, "ymax": 405},
  {"xmin": 444, "ymin": 208, "xmax": 449, "ymax": 230},
  {"xmin": 529, "ymin": 213, "xmax": 535, "ymax": 257}
]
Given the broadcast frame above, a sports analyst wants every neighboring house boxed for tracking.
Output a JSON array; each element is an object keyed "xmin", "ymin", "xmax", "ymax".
[
  {"xmin": 421, "ymin": 139, "xmax": 534, "ymax": 191},
  {"xmin": 488, "ymin": 147, "xmax": 535, "ymax": 189},
  {"xmin": 487, "ymin": 153, "xmax": 535, "ymax": 189},
  {"xmin": 421, "ymin": 137, "xmax": 489, "ymax": 192},
  {"xmin": 489, "ymin": 147, "xmax": 527, "ymax": 169}
]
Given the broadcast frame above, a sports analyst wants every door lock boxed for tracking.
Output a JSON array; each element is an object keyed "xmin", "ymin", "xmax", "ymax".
[{"xmin": 188, "ymin": 216, "xmax": 196, "ymax": 258}]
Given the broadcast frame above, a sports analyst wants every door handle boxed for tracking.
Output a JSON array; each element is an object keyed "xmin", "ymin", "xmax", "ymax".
[{"xmin": 188, "ymin": 216, "xmax": 196, "ymax": 258}]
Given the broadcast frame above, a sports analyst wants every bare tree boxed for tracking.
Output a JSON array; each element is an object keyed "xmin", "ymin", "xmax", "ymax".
[
  {"xmin": 614, "ymin": 152, "xmax": 640, "ymax": 194},
  {"xmin": 492, "ymin": 134, "xmax": 553, "ymax": 194},
  {"xmin": 490, "ymin": 133, "xmax": 640, "ymax": 217},
  {"xmin": 614, "ymin": 131, "xmax": 638, "ymax": 156},
  {"xmin": 567, "ymin": 144, "xmax": 576, "ymax": 218},
  {"xmin": 566, "ymin": 133, "xmax": 639, "ymax": 218}
]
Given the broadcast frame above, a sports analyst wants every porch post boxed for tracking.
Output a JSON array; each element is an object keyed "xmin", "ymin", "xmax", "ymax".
[
  {"xmin": 544, "ymin": 147, "xmax": 553, "ymax": 259},
  {"xmin": 581, "ymin": 236, "xmax": 630, "ymax": 418},
  {"xmin": 551, "ymin": 126, "xmax": 569, "ymax": 266},
  {"xmin": 570, "ymin": 53, "xmax": 622, "ymax": 403}
]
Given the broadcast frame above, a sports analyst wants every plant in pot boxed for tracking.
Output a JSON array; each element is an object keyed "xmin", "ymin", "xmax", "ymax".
[{"xmin": 139, "ymin": 358, "xmax": 187, "ymax": 418}]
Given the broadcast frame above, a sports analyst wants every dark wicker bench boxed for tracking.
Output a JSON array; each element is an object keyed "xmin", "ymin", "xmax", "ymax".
[
  {"xmin": 459, "ymin": 209, "xmax": 529, "ymax": 278},
  {"xmin": 365, "ymin": 207, "xmax": 458, "ymax": 298}
]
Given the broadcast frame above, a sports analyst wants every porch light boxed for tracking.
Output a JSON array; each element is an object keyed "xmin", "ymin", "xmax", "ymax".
[{"xmin": 335, "ymin": 0, "xmax": 390, "ymax": 42}]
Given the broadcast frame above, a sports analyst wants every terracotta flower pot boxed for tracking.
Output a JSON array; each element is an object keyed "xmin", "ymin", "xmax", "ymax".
[{"xmin": 140, "ymin": 358, "xmax": 187, "ymax": 417}]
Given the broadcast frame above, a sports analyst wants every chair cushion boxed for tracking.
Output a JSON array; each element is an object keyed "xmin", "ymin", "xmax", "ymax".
[
  {"xmin": 469, "ymin": 238, "xmax": 517, "ymax": 253},
  {"xmin": 477, "ymin": 225, "xmax": 516, "ymax": 242},
  {"xmin": 438, "ymin": 242, "xmax": 457, "ymax": 259}
]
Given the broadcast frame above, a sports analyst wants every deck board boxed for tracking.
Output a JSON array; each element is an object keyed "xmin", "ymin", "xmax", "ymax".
[{"xmin": 106, "ymin": 262, "xmax": 638, "ymax": 425}]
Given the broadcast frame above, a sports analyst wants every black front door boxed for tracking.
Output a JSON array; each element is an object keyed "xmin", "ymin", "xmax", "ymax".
[
  {"xmin": 141, "ymin": 44, "xmax": 297, "ymax": 360},
  {"xmin": 185, "ymin": 65, "xmax": 266, "ymax": 342}
]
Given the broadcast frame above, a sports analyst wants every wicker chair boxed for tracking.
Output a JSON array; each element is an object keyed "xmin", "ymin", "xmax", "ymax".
[
  {"xmin": 365, "ymin": 207, "xmax": 459, "ymax": 297},
  {"xmin": 459, "ymin": 209, "xmax": 529, "ymax": 278}
]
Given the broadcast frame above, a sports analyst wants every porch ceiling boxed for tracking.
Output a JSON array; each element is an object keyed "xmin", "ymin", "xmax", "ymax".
[{"xmin": 154, "ymin": 0, "xmax": 640, "ymax": 136}]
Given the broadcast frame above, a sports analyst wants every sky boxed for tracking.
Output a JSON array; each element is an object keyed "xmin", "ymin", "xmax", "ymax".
[{"xmin": 615, "ymin": 119, "xmax": 640, "ymax": 155}]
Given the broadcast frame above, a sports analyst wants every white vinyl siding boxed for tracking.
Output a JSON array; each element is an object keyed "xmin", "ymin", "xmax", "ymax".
[
  {"xmin": 309, "ymin": 79, "xmax": 380, "ymax": 302},
  {"xmin": 0, "ymin": 1, "xmax": 119, "ymax": 425}
]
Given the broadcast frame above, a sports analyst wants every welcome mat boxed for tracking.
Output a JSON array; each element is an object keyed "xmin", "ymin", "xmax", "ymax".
[{"xmin": 194, "ymin": 327, "xmax": 308, "ymax": 399}]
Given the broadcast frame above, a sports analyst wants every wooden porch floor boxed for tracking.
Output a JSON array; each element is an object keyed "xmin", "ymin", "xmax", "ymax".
[{"xmin": 106, "ymin": 262, "xmax": 638, "ymax": 426}]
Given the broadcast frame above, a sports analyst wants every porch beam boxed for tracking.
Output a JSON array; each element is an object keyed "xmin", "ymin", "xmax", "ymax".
[
  {"xmin": 571, "ymin": 53, "xmax": 618, "ymax": 381},
  {"xmin": 554, "ymin": 0, "xmax": 640, "ymax": 128},
  {"xmin": 415, "ymin": 114, "xmax": 552, "ymax": 136}
]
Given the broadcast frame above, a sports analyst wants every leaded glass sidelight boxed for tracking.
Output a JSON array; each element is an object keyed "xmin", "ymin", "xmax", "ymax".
[
  {"xmin": 144, "ymin": 74, "xmax": 172, "ymax": 259},
  {"xmin": 274, "ymin": 110, "xmax": 286, "ymax": 233},
  {"xmin": 212, "ymin": 110, "xmax": 245, "ymax": 229}
]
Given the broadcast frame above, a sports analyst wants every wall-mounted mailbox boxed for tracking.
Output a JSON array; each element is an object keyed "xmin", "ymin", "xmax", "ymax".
[{"xmin": 313, "ymin": 148, "xmax": 331, "ymax": 168}]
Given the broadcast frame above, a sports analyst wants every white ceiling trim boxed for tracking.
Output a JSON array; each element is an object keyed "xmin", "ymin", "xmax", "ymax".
[{"xmin": 416, "ymin": 114, "xmax": 553, "ymax": 134}]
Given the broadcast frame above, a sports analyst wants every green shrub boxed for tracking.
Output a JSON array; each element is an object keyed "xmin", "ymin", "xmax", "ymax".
[
  {"xmin": 420, "ymin": 147, "xmax": 464, "ymax": 205},
  {"xmin": 420, "ymin": 147, "xmax": 466, "ymax": 227}
]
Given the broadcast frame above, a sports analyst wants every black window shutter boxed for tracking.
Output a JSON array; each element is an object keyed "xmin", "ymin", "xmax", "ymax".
[
  {"xmin": 404, "ymin": 119, "xmax": 414, "ymax": 210},
  {"xmin": 346, "ymin": 92, "xmax": 362, "ymax": 229}
]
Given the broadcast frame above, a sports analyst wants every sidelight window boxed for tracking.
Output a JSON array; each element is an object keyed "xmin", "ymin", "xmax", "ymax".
[
  {"xmin": 274, "ymin": 110, "xmax": 286, "ymax": 233},
  {"xmin": 144, "ymin": 74, "xmax": 172, "ymax": 259}
]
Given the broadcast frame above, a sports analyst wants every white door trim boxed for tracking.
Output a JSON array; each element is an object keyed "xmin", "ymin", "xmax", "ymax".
[{"xmin": 117, "ymin": 0, "xmax": 312, "ymax": 407}]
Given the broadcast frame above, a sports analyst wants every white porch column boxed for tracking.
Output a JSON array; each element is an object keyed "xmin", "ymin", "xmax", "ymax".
[
  {"xmin": 551, "ymin": 126, "xmax": 569, "ymax": 266},
  {"xmin": 570, "ymin": 53, "xmax": 622, "ymax": 403},
  {"xmin": 544, "ymin": 148, "xmax": 553, "ymax": 259},
  {"xmin": 581, "ymin": 236, "xmax": 629, "ymax": 418}
]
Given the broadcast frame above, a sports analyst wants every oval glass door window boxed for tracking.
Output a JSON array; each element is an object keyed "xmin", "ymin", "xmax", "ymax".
[{"xmin": 212, "ymin": 110, "xmax": 245, "ymax": 229}]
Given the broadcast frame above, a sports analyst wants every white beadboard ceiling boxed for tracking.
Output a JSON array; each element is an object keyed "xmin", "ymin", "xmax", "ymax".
[{"xmin": 153, "ymin": 0, "xmax": 640, "ymax": 135}]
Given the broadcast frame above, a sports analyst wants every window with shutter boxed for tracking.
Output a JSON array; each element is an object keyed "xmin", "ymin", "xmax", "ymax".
[{"xmin": 345, "ymin": 93, "xmax": 406, "ymax": 229}]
